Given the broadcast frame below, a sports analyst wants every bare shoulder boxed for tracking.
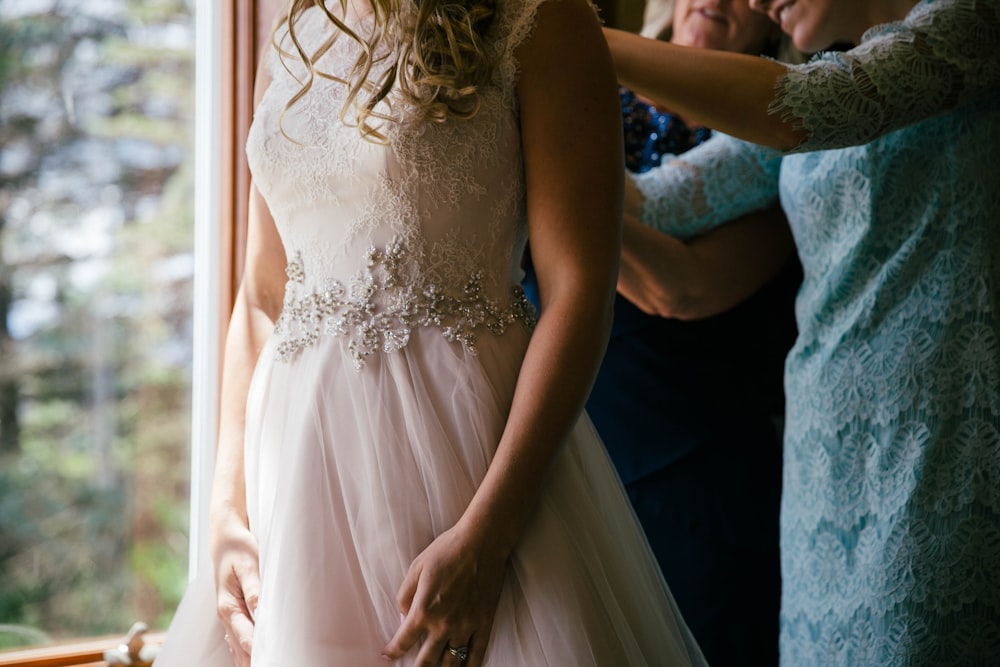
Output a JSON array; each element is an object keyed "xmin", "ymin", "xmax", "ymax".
[
  {"xmin": 514, "ymin": 0, "xmax": 615, "ymax": 106},
  {"xmin": 514, "ymin": 0, "xmax": 606, "ymax": 66}
]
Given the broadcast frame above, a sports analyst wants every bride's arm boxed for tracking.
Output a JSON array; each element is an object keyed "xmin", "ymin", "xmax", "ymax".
[
  {"xmin": 381, "ymin": 0, "xmax": 622, "ymax": 665},
  {"xmin": 209, "ymin": 60, "xmax": 287, "ymax": 667},
  {"xmin": 465, "ymin": 0, "xmax": 622, "ymax": 563}
]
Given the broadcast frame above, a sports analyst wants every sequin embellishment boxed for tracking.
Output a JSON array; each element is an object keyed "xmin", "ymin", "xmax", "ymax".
[{"xmin": 274, "ymin": 239, "xmax": 537, "ymax": 369}]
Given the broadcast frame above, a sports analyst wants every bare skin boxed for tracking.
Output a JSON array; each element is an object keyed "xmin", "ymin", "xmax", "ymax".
[
  {"xmin": 611, "ymin": 0, "xmax": 921, "ymax": 319},
  {"xmin": 211, "ymin": 53, "xmax": 283, "ymax": 667}
]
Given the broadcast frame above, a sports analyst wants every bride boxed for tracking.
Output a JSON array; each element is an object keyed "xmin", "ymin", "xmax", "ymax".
[{"xmin": 155, "ymin": 0, "xmax": 706, "ymax": 665}]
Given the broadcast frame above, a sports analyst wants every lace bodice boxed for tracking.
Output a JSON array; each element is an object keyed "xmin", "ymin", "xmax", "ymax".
[
  {"xmin": 771, "ymin": 0, "xmax": 1000, "ymax": 152},
  {"xmin": 246, "ymin": 1, "xmax": 549, "ymax": 366},
  {"xmin": 631, "ymin": 1, "xmax": 1000, "ymax": 663}
]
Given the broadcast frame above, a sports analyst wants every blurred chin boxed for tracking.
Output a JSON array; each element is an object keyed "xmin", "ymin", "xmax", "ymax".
[
  {"xmin": 787, "ymin": 21, "xmax": 834, "ymax": 54},
  {"xmin": 789, "ymin": 27, "xmax": 818, "ymax": 53}
]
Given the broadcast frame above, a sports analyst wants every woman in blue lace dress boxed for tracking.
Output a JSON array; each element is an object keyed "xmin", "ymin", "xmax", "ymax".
[{"xmin": 604, "ymin": 0, "xmax": 1000, "ymax": 664}]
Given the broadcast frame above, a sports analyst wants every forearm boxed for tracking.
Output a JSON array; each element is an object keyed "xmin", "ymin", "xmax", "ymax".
[
  {"xmin": 604, "ymin": 28, "xmax": 805, "ymax": 150},
  {"xmin": 457, "ymin": 291, "xmax": 613, "ymax": 556},
  {"xmin": 209, "ymin": 286, "xmax": 278, "ymax": 534},
  {"xmin": 618, "ymin": 215, "xmax": 702, "ymax": 318},
  {"xmin": 619, "ymin": 207, "xmax": 794, "ymax": 320}
]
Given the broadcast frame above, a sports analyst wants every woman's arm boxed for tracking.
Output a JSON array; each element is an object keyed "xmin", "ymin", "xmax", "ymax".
[
  {"xmin": 766, "ymin": 0, "xmax": 1000, "ymax": 152},
  {"xmin": 604, "ymin": 28, "xmax": 803, "ymax": 150},
  {"xmin": 465, "ymin": 0, "xmax": 622, "ymax": 564},
  {"xmin": 624, "ymin": 132, "xmax": 783, "ymax": 240},
  {"xmin": 209, "ymin": 58, "xmax": 287, "ymax": 667},
  {"xmin": 618, "ymin": 205, "xmax": 795, "ymax": 320},
  {"xmin": 605, "ymin": 0, "xmax": 1000, "ymax": 153},
  {"xmin": 381, "ymin": 1, "xmax": 623, "ymax": 665}
]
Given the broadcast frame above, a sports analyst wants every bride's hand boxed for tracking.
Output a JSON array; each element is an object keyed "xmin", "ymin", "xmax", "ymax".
[
  {"xmin": 381, "ymin": 525, "xmax": 509, "ymax": 667},
  {"xmin": 211, "ymin": 511, "xmax": 260, "ymax": 667}
]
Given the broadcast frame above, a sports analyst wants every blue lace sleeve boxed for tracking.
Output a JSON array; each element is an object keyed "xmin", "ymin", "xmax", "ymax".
[
  {"xmin": 630, "ymin": 133, "xmax": 782, "ymax": 240},
  {"xmin": 772, "ymin": 0, "xmax": 1000, "ymax": 152}
]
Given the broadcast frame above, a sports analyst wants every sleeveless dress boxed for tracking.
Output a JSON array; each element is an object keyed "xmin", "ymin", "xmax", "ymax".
[
  {"xmin": 631, "ymin": 1, "xmax": 1000, "ymax": 664},
  {"xmin": 154, "ymin": 2, "xmax": 705, "ymax": 665}
]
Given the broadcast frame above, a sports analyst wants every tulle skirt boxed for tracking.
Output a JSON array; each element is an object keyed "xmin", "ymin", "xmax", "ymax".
[{"xmin": 156, "ymin": 328, "xmax": 705, "ymax": 666}]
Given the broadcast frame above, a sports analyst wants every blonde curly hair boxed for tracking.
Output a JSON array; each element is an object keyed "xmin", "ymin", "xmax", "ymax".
[{"xmin": 274, "ymin": 0, "xmax": 498, "ymax": 143}]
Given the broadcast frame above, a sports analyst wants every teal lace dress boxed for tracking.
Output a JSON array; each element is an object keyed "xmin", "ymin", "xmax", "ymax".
[{"xmin": 631, "ymin": 1, "xmax": 1000, "ymax": 664}]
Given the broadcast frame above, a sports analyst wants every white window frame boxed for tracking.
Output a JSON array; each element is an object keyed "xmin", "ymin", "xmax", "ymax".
[{"xmin": 189, "ymin": 0, "xmax": 222, "ymax": 582}]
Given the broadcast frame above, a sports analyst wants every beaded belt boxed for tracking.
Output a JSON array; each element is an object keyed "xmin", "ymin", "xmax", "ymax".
[{"xmin": 273, "ymin": 239, "xmax": 536, "ymax": 369}]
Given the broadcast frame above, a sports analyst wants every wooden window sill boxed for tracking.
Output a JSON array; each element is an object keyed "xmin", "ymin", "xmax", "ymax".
[{"xmin": 0, "ymin": 634, "xmax": 164, "ymax": 667}]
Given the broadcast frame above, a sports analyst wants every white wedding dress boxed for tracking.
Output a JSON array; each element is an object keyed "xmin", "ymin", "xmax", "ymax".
[{"xmin": 155, "ymin": 1, "xmax": 705, "ymax": 665}]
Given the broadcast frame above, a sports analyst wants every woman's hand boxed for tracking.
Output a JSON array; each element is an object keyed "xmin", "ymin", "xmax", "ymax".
[
  {"xmin": 211, "ymin": 511, "xmax": 261, "ymax": 667},
  {"xmin": 381, "ymin": 526, "xmax": 509, "ymax": 666}
]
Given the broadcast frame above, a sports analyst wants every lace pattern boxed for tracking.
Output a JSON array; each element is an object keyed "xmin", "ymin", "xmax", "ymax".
[
  {"xmin": 247, "ymin": 0, "xmax": 550, "ymax": 235},
  {"xmin": 631, "ymin": 133, "xmax": 781, "ymax": 239},
  {"xmin": 771, "ymin": 0, "xmax": 1000, "ymax": 152},
  {"xmin": 628, "ymin": 1, "xmax": 1000, "ymax": 663},
  {"xmin": 274, "ymin": 238, "xmax": 536, "ymax": 370},
  {"xmin": 245, "ymin": 0, "xmax": 552, "ymax": 370}
]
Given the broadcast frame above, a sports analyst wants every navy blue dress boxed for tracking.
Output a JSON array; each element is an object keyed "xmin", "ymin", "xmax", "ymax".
[{"xmin": 525, "ymin": 88, "xmax": 800, "ymax": 666}]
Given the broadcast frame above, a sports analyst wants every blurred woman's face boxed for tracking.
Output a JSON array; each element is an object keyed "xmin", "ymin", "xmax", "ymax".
[
  {"xmin": 671, "ymin": 0, "xmax": 780, "ymax": 55},
  {"xmin": 749, "ymin": 0, "xmax": 857, "ymax": 53}
]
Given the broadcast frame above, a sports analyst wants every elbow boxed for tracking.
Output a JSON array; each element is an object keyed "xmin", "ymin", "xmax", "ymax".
[
  {"xmin": 777, "ymin": 125, "xmax": 810, "ymax": 153},
  {"xmin": 586, "ymin": 281, "xmax": 617, "ymax": 349},
  {"xmin": 650, "ymin": 292, "xmax": 703, "ymax": 320},
  {"xmin": 658, "ymin": 283, "xmax": 732, "ymax": 320},
  {"xmin": 242, "ymin": 281, "xmax": 286, "ymax": 324},
  {"xmin": 652, "ymin": 298, "xmax": 694, "ymax": 320},
  {"xmin": 620, "ymin": 284, "xmax": 696, "ymax": 320},
  {"xmin": 636, "ymin": 283, "xmax": 728, "ymax": 321}
]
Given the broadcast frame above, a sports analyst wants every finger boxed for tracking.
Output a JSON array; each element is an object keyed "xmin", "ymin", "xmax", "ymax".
[
  {"xmin": 237, "ymin": 561, "xmax": 261, "ymax": 622},
  {"xmin": 380, "ymin": 606, "xmax": 426, "ymax": 660},
  {"xmin": 465, "ymin": 635, "xmax": 487, "ymax": 667},
  {"xmin": 223, "ymin": 624, "xmax": 251, "ymax": 667},
  {"xmin": 413, "ymin": 633, "xmax": 449, "ymax": 667},
  {"xmin": 382, "ymin": 562, "xmax": 425, "ymax": 658},
  {"xmin": 228, "ymin": 610, "xmax": 255, "ymax": 659},
  {"xmin": 395, "ymin": 560, "xmax": 421, "ymax": 616}
]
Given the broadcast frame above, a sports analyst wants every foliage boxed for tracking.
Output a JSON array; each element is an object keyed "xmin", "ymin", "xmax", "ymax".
[{"xmin": 0, "ymin": 0, "xmax": 195, "ymax": 647}]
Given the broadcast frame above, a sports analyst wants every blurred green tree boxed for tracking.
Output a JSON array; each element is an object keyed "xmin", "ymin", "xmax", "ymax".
[{"xmin": 0, "ymin": 0, "xmax": 194, "ymax": 647}]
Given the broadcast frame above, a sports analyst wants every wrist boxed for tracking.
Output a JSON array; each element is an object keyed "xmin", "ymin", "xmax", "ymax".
[{"xmin": 454, "ymin": 500, "xmax": 528, "ymax": 563}]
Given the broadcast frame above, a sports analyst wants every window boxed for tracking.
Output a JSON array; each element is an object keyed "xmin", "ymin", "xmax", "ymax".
[
  {"xmin": 0, "ymin": 0, "xmax": 268, "ymax": 661},
  {"xmin": 0, "ymin": 0, "xmax": 201, "ymax": 661},
  {"xmin": 0, "ymin": 0, "xmax": 195, "ymax": 646}
]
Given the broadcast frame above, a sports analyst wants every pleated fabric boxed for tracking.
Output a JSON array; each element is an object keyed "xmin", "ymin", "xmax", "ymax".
[{"xmin": 158, "ymin": 330, "xmax": 705, "ymax": 666}]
